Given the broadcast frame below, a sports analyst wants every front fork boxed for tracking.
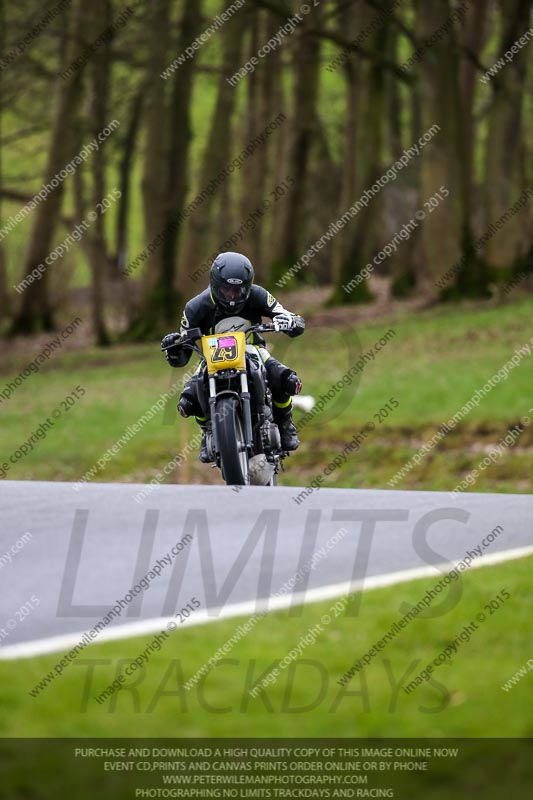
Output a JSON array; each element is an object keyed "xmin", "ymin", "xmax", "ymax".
[{"xmin": 208, "ymin": 372, "xmax": 253, "ymax": 454}]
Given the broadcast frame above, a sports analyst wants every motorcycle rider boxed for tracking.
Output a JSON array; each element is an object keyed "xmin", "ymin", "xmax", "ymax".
[{"xmin": 162, "ymin": 252, "xmax": 305, "ymax": 462}]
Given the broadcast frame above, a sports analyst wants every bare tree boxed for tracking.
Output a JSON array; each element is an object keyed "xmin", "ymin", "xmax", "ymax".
[
  {"xmin": 115, "ymin": 86, "xmax": 144, "ymax": 281},
  {"xmin": 83, "ymin": 0, "xmax": 114, "ymax": 345},
  {"xmin": 126, "ymin": 0, "xmax": 204, "ymax": 340},
  {"xmin": 0, "ymin": 0, "xmax": 8, "ymax": 324},
  {"xmin": 483, "ymin": 0, "xmax": 531, "ymax": 283},
  {"xmin": 177, "ymin": 2, "xmax": 248, "ymax": 298},
  {"xmin": 330, "ymin": 0, "xmax": 389, "ymax": 304},
  {"xmin": 274, "ymin": 2, "xmax": 322, "ymax": 273},
  {"xmin": 414, "ymin": 0, "xmax": 467, "ymax": 299},
  {"xmin": 11, "ymin": 0, "xmax": 87, "ymax": 334}
]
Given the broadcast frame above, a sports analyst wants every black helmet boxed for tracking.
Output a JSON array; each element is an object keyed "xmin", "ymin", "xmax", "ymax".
[{"xmin": 210, "ymin": 252, "xmax": 254, "ymax": 314}]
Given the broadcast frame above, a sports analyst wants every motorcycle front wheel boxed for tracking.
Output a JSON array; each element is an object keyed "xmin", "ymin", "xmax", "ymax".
[{"xmin": 216, "ymin": 397, "xmax": 251, "ymax": 486}]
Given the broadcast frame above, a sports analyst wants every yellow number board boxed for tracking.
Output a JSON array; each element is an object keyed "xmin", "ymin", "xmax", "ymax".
[{"xmin": 201, "ymin": 331, "xmax": 246, "ymax": 374}]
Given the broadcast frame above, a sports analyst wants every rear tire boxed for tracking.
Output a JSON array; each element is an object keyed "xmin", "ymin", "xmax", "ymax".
[{"xmin": 216, "ymin": 397, "xmax": 250, "ymax": 486}]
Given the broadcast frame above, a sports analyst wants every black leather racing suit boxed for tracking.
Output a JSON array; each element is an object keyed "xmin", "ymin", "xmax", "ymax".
[{"xmin": 173, "ymin": 285, "xmax": 305, "ymax": 421}]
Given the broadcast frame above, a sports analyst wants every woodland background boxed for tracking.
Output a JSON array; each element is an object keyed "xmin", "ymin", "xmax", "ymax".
[
  {"xmin": 1, "ymin": 0, "xmax": 533, "ymax": 742},
  {"xmin": 0, "ymin": 0, "xmax": 532, "ymax": 344}
]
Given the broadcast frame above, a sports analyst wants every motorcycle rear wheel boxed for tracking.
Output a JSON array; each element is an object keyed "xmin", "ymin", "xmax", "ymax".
[{"xmin": 216, "ymin": 397, "xmax": 251, "ymax": 486}]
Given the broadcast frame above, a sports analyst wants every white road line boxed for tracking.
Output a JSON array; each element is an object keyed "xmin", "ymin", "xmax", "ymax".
[{"xmin": 1, "ymin": 545, "xmax": 532, "ymax": 661}]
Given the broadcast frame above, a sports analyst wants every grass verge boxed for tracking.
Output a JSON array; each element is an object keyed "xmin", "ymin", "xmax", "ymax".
[
  {"xmin": 2, "ymin": 554, "xmax": 531, "ymax": 738},
  {"xmin": 0, "ymin": 297, "xmax": 532, "ymax": 493}
]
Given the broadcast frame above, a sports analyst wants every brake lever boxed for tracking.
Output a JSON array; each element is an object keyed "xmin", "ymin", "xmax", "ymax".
[
  {"xmin": 161, "ymin": 339, "xmax": 182, "ymax": 351},
  {"xmin": 161, "ymin": 339, "xmax": 197, "ymax": 352}
]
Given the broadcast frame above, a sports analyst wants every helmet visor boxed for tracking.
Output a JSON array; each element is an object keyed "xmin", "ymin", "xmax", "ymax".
[{"xmin": 219, "ymin": 284, "xmax": 249, "ymax": 304}]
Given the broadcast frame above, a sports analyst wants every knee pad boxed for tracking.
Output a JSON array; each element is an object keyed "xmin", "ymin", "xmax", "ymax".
[
  {"xmin": 265, "ymin": 359, "xmax": 302, "ymax": 398},
  {"xmin": 281, "ymin": 369, "xmax": 302, "ymax": 396},
  {"xmin": 179, "ymin": 374, "xmax": 206, "ymax": 419},
  {"xmin": 178, "ymin": 395, "xmax": 196, "ymax": 418}
]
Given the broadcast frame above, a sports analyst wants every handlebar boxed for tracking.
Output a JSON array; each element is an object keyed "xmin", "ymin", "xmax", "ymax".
[
  {"xmin": 161, "ymin": 323, "xmax": 278, "ymax": 351},
  {"xmin": 248, "ymin": 323, "xmax": 277, "ymax": 334}
]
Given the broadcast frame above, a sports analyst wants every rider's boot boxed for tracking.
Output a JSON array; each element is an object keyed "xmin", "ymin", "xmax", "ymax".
[
  {"xmin": 273, "ymin": 402, "xmax": 300, "ymax": 451},
  {"xmin": 197, "ymin": 418, "xmax": 211, "ymax": 463},
  {"xmin": 178, "ymin": 395, "xmax": 211, "ymax": 464}
]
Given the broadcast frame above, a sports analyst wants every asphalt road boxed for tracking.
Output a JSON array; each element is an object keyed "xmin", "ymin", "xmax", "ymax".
[{"xmin": 0, "ymin": 480, "xmax": 531, "ymax": 656}]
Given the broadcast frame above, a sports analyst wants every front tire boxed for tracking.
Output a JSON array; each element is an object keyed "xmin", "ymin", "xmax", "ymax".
[{"xmin": 216, "ymin": 397, "xmax": 250, "ymax": 486}]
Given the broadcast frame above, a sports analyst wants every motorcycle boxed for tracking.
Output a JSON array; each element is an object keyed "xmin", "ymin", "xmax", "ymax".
[{"xmin": 162, "ymin": 317, "xmax": 291, "ymax": 487}]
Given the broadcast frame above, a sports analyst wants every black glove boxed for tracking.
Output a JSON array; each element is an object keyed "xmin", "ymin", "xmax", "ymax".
[
  {"xmin": 161, "ymin": 332, "xmax": 186, "ymax": 367},
  {"xmin": 161, "ymin": 332, "xmax": 180, "ymax": 350}
]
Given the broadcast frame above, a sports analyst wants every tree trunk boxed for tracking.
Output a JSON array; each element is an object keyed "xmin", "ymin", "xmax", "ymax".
[
  {"xmin": 237, "ymin": 6, "xmax": 265, "ymax": 271},
  {"xmin": 330, "ymin": 2, "xmax": 388, "ymax": 305},
  {"xmin": 459, "ymin": 0, "xmax": 489, "ymax": 210},
  {"xmin": 387, "ymin": 20, "xmax": 404, "ymax": 162},
  {"xmin": 273, "ymin": 2, "xmax": 322, "ymax": 277},
  {"xmin": 482, "ymin": 0, "xmax": 531, "ymax": 284},
  {"xmin": 0, "ymin": 0, "xmax": 8, "ymax": 325},
  {"xmin": 127, "ymin": 0, "xmax": 170, "ymax": 340},
  {"xmin": 10, "ymin": 0, "xmax": 86, "ymax": 334},
  {"xmin": 330, "ymin": 1, "xmax": 362, "ymax": 292},
  {"xmin": 162, "ymin": 0, "xmax": 204, "ymax": 317},
  {"xmin": 86, "ymin": 0, "xmax": 112, "ymax": 345},
  {"xmin": 115, "ymin": 86, "xmax": 144, "ymax": 279},
  {"xmin": 264, "ymin": 10, "xmax": 289, "ymax": 282},
  {"xmin": 127, "ymin": 0, "xmax": 204, "ymax": 340},
  {"xmin": 177, "ymin": 3, "xmax": 247, "ymax": 297},
  {"xmin": 311, "ymin": 120, "xmax": 342, "ymax": 285},
  {"xmin": 524, "ymin": 17, "xmax": 533, "ymax": 279},
  {"xmin": 414, "ymin": 0, "xmax": 469, "ymax": 299}
]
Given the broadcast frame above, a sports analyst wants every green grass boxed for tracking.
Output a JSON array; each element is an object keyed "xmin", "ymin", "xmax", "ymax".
[
  {"xmin": 0, "ymin": 296, "xmax": 532, "ymax": 491},
  {"xmin": 1, "ymin": 555, "xmax": 532, "ymax": 738}
]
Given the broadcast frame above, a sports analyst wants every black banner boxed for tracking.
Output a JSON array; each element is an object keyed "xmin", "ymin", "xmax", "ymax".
[{"xmin": 0, "ymin": 739, "xmax": 531, "ymax": 799}]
